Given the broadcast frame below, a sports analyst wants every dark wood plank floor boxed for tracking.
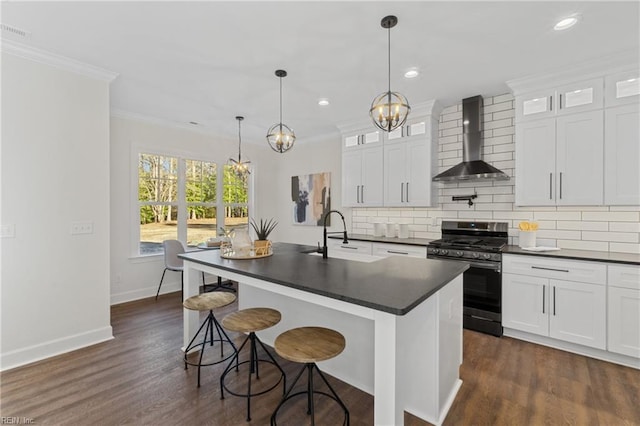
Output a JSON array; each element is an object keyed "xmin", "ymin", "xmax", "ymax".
[{"xmin": 2, "ymin": 287, "xmax": 639, "ymax": 425}]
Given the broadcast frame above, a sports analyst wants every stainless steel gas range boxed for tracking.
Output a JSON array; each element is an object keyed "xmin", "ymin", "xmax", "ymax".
[{"xmin": 427, "ymin": 221, "xmax": 508, "ymax": 336}]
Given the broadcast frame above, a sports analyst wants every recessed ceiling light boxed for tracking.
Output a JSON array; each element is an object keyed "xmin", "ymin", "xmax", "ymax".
[
  {"xmin": 318, "ymin": 98, "xmax": 330, "ymax": 106},
  {"xmin": 554, "ymin": 15, "xmax": 580, "ymax": 31},
  {"xmin": 404, "ymin": 68, "xmax": 419, "ymax": 79}
]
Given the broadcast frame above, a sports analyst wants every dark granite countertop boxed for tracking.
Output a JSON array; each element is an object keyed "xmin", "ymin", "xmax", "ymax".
[
  {"xmin": 503, "ymin": 245, "xmax": 640, "ymax": 266},
  {"xmin": 179, "ymin": 242, "xmax": 467, "ymax": 315},
  {"xmin": 330, "ymin": 233, "xmax": 432, "ymax": 247}
]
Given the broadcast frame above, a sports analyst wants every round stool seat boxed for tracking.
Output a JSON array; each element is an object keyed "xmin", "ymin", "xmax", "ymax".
[
  {"xmin": 275, "ymin": 326, "xmax": 345, "ymax": 363},
  {"xmin": 222, "ymin": 307, "xmax": 281, "ymax": 333},
  {"xmin": 183, "ymin": 292, "xmax": 236, "ymax": 311}
]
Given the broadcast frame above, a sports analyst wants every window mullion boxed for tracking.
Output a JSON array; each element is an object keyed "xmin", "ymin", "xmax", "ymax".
[{"xmin": 177, "ymin": 158, "xmax": 187, "ymax": 243}]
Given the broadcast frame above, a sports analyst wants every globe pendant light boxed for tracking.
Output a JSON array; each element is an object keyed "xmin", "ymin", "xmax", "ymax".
[
  {"xmin": 370, "ymin": 15, "xmax": 411, "ymax": 132},
  {"xmin": 266, "ymin": 69, "xmax": 296, "ymax": 153},
  {"xmin": 228, "ymin": 116, "xmax": 251, "ymax": 177}
]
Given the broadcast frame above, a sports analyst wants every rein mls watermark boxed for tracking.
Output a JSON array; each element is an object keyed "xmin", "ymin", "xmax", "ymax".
[{"xmin": 1, "ymin": 417, "xmax": 35, "ymax": 424}]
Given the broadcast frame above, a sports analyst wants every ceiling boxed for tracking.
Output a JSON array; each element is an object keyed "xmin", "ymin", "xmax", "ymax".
[{"xmin": 2, "ymin": 1, "xmax": 639, "ymax": 146}]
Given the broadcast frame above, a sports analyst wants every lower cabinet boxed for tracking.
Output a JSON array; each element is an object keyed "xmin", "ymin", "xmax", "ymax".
[
  {"xmin": 502, "ymin": 254, "xmax": 607, "ymax": 350},
  {"xmin": 327, "ymin": 239, "xmax": 372, "ymax": 255},
  {"xmin": 608, "ymin": 264, "xmax": 640, "ymax": 358},
  {"xmin": 372, "ymin": 242, "xmax": 426, "ymax": 258}
]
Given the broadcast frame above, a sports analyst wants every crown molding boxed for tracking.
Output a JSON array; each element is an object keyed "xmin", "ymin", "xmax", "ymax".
[
  {"xmin": 507, "ymin": 49, "xmax": 639, "ymax": 95},
  {"xmin": 1, "ymin": 38, "xmax": 119, "ymax": 82}
]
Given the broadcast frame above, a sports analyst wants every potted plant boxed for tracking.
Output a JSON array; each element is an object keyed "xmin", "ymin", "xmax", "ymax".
[{"xmin": 250, "ymin": 218, "xmax": 278, "ymax": 255}]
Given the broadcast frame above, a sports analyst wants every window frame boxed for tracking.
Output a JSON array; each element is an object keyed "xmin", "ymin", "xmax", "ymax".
[{"xmin": 130, "ymin": 144, "xmax": 253, "ymax": 258}]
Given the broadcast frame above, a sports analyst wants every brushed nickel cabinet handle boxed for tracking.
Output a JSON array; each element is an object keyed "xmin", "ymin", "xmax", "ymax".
[
  {"xmin": 406, "ymin": 182, "xmax": 409, "ymax": 203},
  {"xmin": 401, "ymin": 182, "xmax": 404, "ymax": 202},
  {"xmin": 559, "ymin": 172, "xmax": 563, "ymax": 199},
  {"xmin": 532, "ymin": 266, "xmax": 569, "ymax": 273},
  {"xmin": 550, "ymin": 173, "xmax": 553, "ymax": 199},
  {"xmin": 553, "ymin": 286, "xmax": 556, "ymax": 316},
  {"xmin": 542, "ymin": 286, "xmax": 545, "ymax": 314}
]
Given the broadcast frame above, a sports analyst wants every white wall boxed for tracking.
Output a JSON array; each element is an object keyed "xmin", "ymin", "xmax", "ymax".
[
  {"xmin": 352, "ymin": 94, "xmax": 640, "ymax": 253},
  {"xmin": 1, "ymin": 52, "xmax": 113, "ymax": 370},
  {"xmin": 109, "ymin": 115, "xmax": 269, "ymax": 304},
  {"xmin": 259, "ymin": 135, "xmax": 346, "ymax": 246}
]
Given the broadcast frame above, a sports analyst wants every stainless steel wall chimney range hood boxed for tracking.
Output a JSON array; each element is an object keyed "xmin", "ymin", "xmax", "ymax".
[{"xmin": 432, "ymin": 95, "xmax": 510, "ymax": 182}]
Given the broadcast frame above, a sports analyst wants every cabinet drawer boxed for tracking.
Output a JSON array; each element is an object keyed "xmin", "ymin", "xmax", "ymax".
[
  {"xmin": 503, "ymin": 255, "xmax": 606, "ymax": 285},
  {"xmin": 328, "ymin": 239, "xmax": 372, "ymax": 254},
  {"xmin": 372, "ymin": 243, "xmax": 427, "ymax": 258},
  {"xmin": 608, "ymin": 264, "xmax": 640, "ymax": 290}
]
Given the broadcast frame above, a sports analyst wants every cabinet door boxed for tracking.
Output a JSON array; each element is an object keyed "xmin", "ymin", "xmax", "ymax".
[
  {"xmin": 516, "ymin": 90, "xmax": 555, "ymax": 122},
  {"xmin": 406, "ymin": 140, "xmax": 431, "ymax": 206},
  {"xmin": 384, "ymin": 143, "xmax": 406, "ymax": 206},
  {"xmin": 502, "ymin": 273, "xmax": 549, "ymax": 336},
  {"xmin": 608, "ymin": 286, "xmax": 640, "ymax": 358},
  {"xmin": 605, "ymin": 70, "xmax": 640, "ymax": 107},
  {"xmin": 556, "ymin": 78, "xmax": 604, "ymax": 115},
  {"xmin": 556, "ymin": 110, "xmax": 604, "ymax": 205},
  {"xmin": 549, "ymin": 279, "xmax": 606, "ymax": 350},
  {"xmin": 360, "ymin": 146, "xmax": 383, "ymax": 206},
  {"xmin": 605, "ymin": 104, "xmax": 640, "ymax": 205},
  {"xmin": 342, "ymin": 150, "xmax": 362, "ymax": 207},
  {"xmin": 328, "ymin": 239, "xmax": 372, "ymax": 255},
  {"xmin": 515, "ymin": 119, "xmax": 556, "ymax": 206},
  {"xmin": 372, "ymin": 242, "xmax": 427, "ymax": 258}
]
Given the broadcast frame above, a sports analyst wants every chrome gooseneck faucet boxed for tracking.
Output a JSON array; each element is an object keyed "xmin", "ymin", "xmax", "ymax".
[{"xmin": 318, "ymin": 210, "xmax": 349, "ymax": 259}]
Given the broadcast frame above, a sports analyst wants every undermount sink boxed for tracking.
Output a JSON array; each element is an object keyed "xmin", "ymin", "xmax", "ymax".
[{"xmin": 307, "ymin": 251, "xmax": 384, "ymax": 263}]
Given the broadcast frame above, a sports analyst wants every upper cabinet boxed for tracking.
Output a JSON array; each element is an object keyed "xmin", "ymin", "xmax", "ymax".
[
  {"xmin": 509, "ymin": 57, "xmax": 640, "ymax": 206},
  {"xmin": 515, "ymin": 78, "xmax": 603, "ymax": 122},
  {"xmin": 342, "ymin": 128, "xmax": 382, "ymax": 151},
  {"xmin": 605, "ymin": 70, "xmax": 640, "ymax": 107},
  {"xmin": 338, "ymin": 101, "xmax": 441, "ymax": 208}
]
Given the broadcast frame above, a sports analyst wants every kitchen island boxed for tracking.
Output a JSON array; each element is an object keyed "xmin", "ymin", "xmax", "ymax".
[{"xmin": 179, "ymin": 242, "xmax": 468, "ymax": 425}]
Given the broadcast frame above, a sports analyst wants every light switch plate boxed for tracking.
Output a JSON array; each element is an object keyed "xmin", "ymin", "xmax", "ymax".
[
  {"xmin": 0, "ymin": 224, "xmax": 16, "ymax": 238},
  {"xmin": 71, "ymin": 221, "xmax": 93, "ymax": 235}
]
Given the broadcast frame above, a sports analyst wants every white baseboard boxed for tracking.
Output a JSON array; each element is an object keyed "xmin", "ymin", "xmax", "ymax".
[
  {"xmin": 504, "ymin": 328, "xmax": 640, "ymax": 370},
  {"xmin": 0, "ymin": 326, "xmax": 114, "ymax": 371},
  {"xmin": 110, "ymin": 282, "xmax": 180, "ymax": 305}
]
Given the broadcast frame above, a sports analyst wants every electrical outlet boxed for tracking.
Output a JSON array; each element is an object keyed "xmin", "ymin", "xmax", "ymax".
[
  {"xmin": 0, "ymin": 224, "xmax": 16, "ymax": 238},
  {"xmin": 71, "ymin": 221, "xmax": 93, "ymax": 235}
]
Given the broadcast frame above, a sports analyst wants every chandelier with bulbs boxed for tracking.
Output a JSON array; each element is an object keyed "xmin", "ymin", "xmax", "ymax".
[
  {"xmin": 228, "ymin": 116, "xmax": 251, "ymax": 177},
  {"xmin": 266, "ymin": 69, "xmax": 296, "ymax": 153},
  {"xmin": 370, "ymin": 15, "xmax": 411, "ymax": 132}
]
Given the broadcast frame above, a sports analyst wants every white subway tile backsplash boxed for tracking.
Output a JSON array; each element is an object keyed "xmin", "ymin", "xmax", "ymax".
[
  {"xmin": 582, "ymin": 211, "xmax": 640, "ymax": 222},
  {"xmin": 349, "ymin": 93, "xmax": 639, "ymax": 253}
]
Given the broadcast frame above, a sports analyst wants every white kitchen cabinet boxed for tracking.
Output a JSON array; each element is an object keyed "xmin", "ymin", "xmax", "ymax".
[
  {"xmin": 515, "ymin": 110, "xmax": 603, "ymax": 206},
  {"xmin": 604, "ymin": 103, "xmax": 640, "ymax": 205},
  {"xmin": 384, "ymin": 140, "xmax": 433, "ymax": 206},
  {"xmin": 386, "ymin": 120, "xmax": 428, "ymax": 143},
  {"xmin": 502, "ymin": 254, "xmax": 607, "ymax": 350},
  {"xmin": 342, "ymin": 128, "xmax": 382, "ymax": 151},
  {"xmin": 372, "ymin": 242, "xmax": 426, "ymax": 258},
  {"xmin": 328, "ymin": 239, "xmax": 372, "ymax": 255},
  {"xmin": 342, "ymin": 147, "xmax": 383, "ymax": 207},
  {"xmin": 515, "ymin": 78, "xmax": 603, "ymax": 122},
  {"xmin": 608, "ymin": 264, "xmax": 640, "ymax": 358},
  {"xmin": 605, "ymin": 69, "xmax": 640, "ymax": 107}
]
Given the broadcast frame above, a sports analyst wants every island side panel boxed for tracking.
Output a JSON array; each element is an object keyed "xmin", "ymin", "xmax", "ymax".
[
  {"xmin": 182, "ymin": 261, "xmax": 200, "ymax": 350},
  {"xmin": 238, "ymin": 282, "xmax": 375, "ymax": 394},
  {"xmin": 438, "ymin": 275, "xmax": 463, "ymax": 421}
]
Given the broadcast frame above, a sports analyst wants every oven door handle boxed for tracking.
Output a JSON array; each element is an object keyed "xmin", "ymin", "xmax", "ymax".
[{"xmin": 466, "ymin": 261, "xmax": 501, "ymax": 272}]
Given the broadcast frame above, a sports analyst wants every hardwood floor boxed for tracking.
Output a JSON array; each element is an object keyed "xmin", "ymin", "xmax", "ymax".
[{"xmin": 2, "ymin": 288, "xmax": 639, "ymax": 425}]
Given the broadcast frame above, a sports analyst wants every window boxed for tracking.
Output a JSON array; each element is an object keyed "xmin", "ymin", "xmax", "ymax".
[{"xmin": 137, "ymin": 152, "xmax": 251, "ymax": 256}]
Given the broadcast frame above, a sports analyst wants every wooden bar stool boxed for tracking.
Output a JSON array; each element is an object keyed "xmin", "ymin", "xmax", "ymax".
[
  {"xmin": 270, "ymin": 326, "xmax": 349, "ymax": 426},
  {"xmin": 183, "ymin": 292, "xmax": 237, "ymax": 387},
  {"xmin": 220, "ymin": 307, "xmax": 286, "ymax": 422}
]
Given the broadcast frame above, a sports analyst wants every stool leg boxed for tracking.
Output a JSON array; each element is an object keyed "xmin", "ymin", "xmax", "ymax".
[
  {"xmin": 307, "ymin": 364, "xmax": 315, "ymax": 423},
  {"xmin": 212, "ymin": 314, "xmax": 236, "ymax": 359},
  {"xmin": 270, "ymin": 364, "xmax": 307, "ymax": 426},
  {"xmin": 315, "ymin": 365, "xmax": 350, "ymax": 426},
  {"xmin": 184, "ymin": 313, "xmax": 212, "ymax": 369},
  {"xmin": 255, "ymin": 335, "xmax": 287, "ymax": 395},
  {"xmin": 196, "ymin": 315, "xmax": 214, "ymax": 387},
  {"xmin": 220, "ymin": 333, "xmax": 251, "ymax": 399}
]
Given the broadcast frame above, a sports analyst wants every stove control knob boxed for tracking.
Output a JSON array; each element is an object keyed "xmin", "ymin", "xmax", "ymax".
[
  {"xmin": 471, "ymin": 252, "xmax": 480, "ymax": 259},
  {"xmin": 455, "ymin": 251, "xmax": 464, "ymax": 257},
  {"xmin": 432, "ymin": 249, "xmax": 440, "ymax": 255},
  {"xmin": 482, "ymin": 253, "xmax": 492, "ymax": 260},
  {"xmin": 441, "ymin": 249, "xmax": 449, "ymax": 256}
]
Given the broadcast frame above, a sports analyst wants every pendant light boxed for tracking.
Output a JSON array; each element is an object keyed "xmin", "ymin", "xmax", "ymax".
[
  {"xmin": 370, "ymin": 15, "xmax": 411, "ymax": 132},
  {"xmin": 228, "ymin": 116, "xmax": 251, "ymax": 177},
  {"xmin": 266, "ymin": 69, "xmax": 296, "ymax": 153}
]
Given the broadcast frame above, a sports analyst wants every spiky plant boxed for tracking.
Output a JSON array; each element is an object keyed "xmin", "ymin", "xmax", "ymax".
[{"xmin": 250, "ymin": 218, "xmax": 278, "ymax": 240}]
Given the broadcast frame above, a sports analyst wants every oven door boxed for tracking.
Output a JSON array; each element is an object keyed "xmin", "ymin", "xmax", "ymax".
[{"xmin": 463, "ymin": 262, "xmax": 501, "ymax": 314}]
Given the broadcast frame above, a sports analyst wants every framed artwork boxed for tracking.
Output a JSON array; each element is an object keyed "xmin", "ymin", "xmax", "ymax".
[{"xmin": 291, "ymin": 172, "xmax": 331, "ymax": 226}]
